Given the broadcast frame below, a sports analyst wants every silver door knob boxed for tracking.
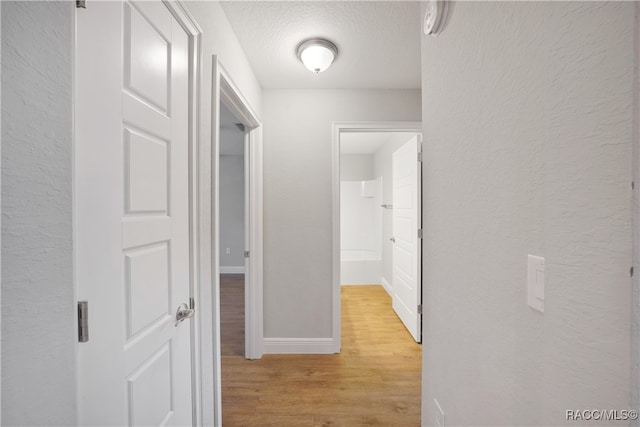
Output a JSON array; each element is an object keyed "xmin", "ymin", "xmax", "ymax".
[
  {"xmin": 390, "ymin": 237, "xmax": 396, "ymax": 243},
  {"xmin": 175, "ymin": 303, "xmax": 194, "ymax": 327}
]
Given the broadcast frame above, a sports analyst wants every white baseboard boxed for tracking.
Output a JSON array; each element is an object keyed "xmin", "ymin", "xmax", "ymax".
[
  {"xmin": 263, "ymin": 337, "xmax": 338, "ymax": 354},
  {"xmin": 220, "ymin": 266, "xmax": 246, "ymax": 274},
  {"xmin": 381, "ymin": 277, "xmax": 393, "ymax": 296}
]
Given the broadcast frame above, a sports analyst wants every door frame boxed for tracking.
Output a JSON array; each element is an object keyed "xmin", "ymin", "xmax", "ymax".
[
  {"xmin": 214, "ymin": 59, "xmax": 263, "ymax": 360},
  {"xmin": 161, "ymin": 2, "xmax": 203, "ymax": 424},
  {"xmin": 210, "ymin": 54, "xmax": 264, "ymax": 423},
  {"xmin": 331, "ymin": 121, "xmax": 421, "ymax": 351}
]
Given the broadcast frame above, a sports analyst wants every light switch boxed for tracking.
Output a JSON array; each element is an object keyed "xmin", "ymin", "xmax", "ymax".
[
  {"xmin": 527, "ymin": 255, "xmax": 545, "ymax": 312},
  {"xmin": 535, "ymin": 270, "xmax": 544, "ymax": 300}
]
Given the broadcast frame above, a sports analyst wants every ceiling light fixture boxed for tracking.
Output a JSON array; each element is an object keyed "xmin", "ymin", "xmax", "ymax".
[{"xmin": 296, "ymin": 38, "xmax": 338, "ymax": 74}]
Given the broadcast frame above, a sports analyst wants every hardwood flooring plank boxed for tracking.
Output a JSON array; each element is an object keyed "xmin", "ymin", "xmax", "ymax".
[{"xmin": 221, "ymin": 278, "xmax": 421, "ymax": 426}]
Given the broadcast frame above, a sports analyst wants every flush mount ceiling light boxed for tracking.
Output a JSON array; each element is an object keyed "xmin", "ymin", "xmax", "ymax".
[{"xmin": 296, "ymin": 38, "xmax": 338, "ymax": 74}]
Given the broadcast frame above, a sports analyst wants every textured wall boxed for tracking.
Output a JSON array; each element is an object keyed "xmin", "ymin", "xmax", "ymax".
[
  {"xmin": 1, "ymin": 2, "xmax": 76, "ymax": 425},
  {"xmin": 634, "ymin": 5, "xmax": 640, "ymax": 424},
  {"xmin": 262, "ymin": 89, "xmax": 421, "ymax": 339},
  {"xmin": 421, "ymin": 2, "xmax": 634, "ymax": 425}
]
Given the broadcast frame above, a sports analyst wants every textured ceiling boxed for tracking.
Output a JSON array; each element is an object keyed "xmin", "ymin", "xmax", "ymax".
[{"xmin": 220, "ymin": 1, "xmax": 422, "ymax": 89}]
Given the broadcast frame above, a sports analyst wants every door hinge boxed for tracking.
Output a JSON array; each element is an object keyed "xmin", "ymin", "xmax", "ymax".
[
  {"xmin": 189, "ymin": 297, "xmax": 195, "ymax": 310},
  {"xmin": 418, "ymin": 229, "xmax": 423, "ymax": 239},
  {"xmin": 417, "ymin": 152, "xmax": 423, "ymax": 162},
  {"xmin": 418, "ymin": 304, "xmax": 423, "ymax": 315},
  {"xmin": 76, "ymin": 0, "xmax": 86, "ymax": 8},
  {"xmin": 244, "ymin": 251, "xmax": 250, "ymax": 258},
  {"xmin": 78, "ymin": 301, "xmax": 89, "ymax": 343}
]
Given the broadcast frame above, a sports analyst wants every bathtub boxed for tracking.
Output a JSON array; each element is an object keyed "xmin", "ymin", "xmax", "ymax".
[{"xmin": 340, "ymin": 249, "xmax": 381, "ymax": 285}]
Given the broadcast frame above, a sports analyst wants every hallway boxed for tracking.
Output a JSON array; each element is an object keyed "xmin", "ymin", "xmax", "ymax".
[{"xmin": 221, "ymin": 275, "xmax": 421, "ymax": 426}]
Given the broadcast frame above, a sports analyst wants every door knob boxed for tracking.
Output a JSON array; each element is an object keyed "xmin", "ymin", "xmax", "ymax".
[
  {"xmin": 390, "ymin": 237, "xmax": 396, "ymax": 243},
  {"xmin": 174, "ymin": 303, "xmax": 194, "ymax": 327}
]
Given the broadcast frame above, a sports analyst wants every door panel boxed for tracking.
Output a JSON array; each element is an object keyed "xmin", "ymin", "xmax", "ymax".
[
  {"xmin": 125, "ymin": 129, "xmax": 169, "ymax": 213},
  {"xmin": 76, "ymin": 1, "xmax": 193, "ymax": 425},
  {"xmin": 392, "ymin": 135, "xmax": 422, "ymax": 342},
  {"xmin": 127, "ymin": 345, "xmax": 173, "ymax": 426},
  {"xmin": 124, "ymin": 1, "xmax": 171, "ymax": 112}
]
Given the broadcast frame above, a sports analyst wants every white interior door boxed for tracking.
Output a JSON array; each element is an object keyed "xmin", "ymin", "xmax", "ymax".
[
  {"xmin": 391, "ymin": 135, "xmax": 422, "ymax": 342},
  {"xmin": 76, "ymin": 1, "xmax": 194, "ymax": 425}
]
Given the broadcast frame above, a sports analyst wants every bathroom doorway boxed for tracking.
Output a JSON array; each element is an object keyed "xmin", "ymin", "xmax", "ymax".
[{"xmin": 333, "ymin": 122, "xmax": 423, "ymax": 344}]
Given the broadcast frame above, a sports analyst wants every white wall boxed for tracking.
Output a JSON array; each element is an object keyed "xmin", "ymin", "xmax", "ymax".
[
  {"xmin": 1, "ymin": 1, "xmax": 3, "ymax": 416},
  {"xmin": 634, "ymin": 5, "xmax": 640, "ymax": 423},
  {"xmin": 1, "ymin": 2, "xmax": 76, "ymax": 425},
  {"xmin": 340, "ymin": 153, "xmax": 380, "ymax": 256},
  {"xmin": 340, "ymin": 154, "xmax": 374, "ymax": 181},
  {"xmin": 340, "ymin": 178, "xmax": 382, "ymax": 255},
  {"xmin": 262, "ymin": 89, "xmax": 420, "ymax": 342},
  {"xmin": 373, "ymin": 133, "xmax": 417, "ymax": 290},
  {"xmin": 220, "ymin": 154, "xmax": 245, "ymax": 270},
  {"xmin": 421, "ymin": 2, "xmax": 634, "ymax": 425}
]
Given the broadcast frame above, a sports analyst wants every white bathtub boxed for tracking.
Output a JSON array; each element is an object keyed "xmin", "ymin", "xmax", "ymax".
[{"xmin": 340, "ymin": 249, "xmax": 381, "ymax": 285}]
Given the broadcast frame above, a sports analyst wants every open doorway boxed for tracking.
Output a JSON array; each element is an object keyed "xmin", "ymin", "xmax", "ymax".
[
  {"xmin": 213, "ymin": 61, "xmax": 264, "ymax": 362},
  {"xmin": 210, "ymin": 60, "xmax": 264, "ymax": 426},
  {"xmin": 219, "ymin": 102, "xmax": 247, "ymax": 359},
  {"xmin": 332, "ymin": 122, "xmax": 422, "ymax": 347}
]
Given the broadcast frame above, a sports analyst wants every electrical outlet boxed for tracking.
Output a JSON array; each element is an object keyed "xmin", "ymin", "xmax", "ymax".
[
  {"xmin": 225, "ymin": 247, "xmax": 231, "ymax": 254},
  {"xmin": 434, "ymin": 398, "xmax": 445, "ymax": 427}
]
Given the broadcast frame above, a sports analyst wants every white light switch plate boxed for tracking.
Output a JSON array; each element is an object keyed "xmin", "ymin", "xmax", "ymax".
[{"xmin": 527, "ymin": 255, "xmax": 545, "ymax": 312}]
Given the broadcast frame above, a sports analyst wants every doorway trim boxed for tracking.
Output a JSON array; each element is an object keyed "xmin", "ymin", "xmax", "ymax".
[
  {"xmin": 161, "ymin": 2, "xmax": 203, "ymax": 424},
  {"xmin": 210, "ymin": 56, "xmax": 264, "ymax": 426},
  {"xmin": 216, "ymin": 61, "xmax": 264, "ymax": 361},
  {"xmin": 331, "ymin": 121, "xmax": 421, "ymax": 351},
  {"xmin": 214, "ymin": 60, "xmax": 263, "ymax": 361}
]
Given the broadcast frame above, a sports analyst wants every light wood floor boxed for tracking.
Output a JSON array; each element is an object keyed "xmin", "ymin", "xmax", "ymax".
[{"xmin": 220, "ymin": 275, "xmax": 422, "ymax": 427}]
